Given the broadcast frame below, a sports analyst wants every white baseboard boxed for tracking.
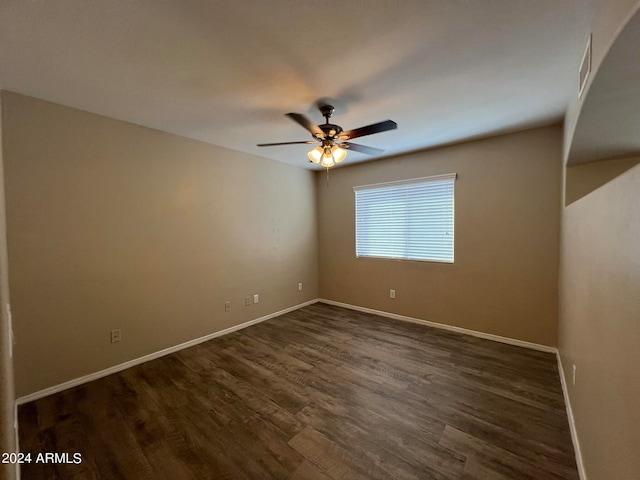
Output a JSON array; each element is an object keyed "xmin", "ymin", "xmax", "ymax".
[
  {"xmin": 16, "ymin": 299, "xmax": 319, "ymax": 405},
  {"xmin": 556, "ymin": 352, "xmax": 587, "ymax": 480},
  {"xmin": 318, "ymin": 299, "xmax": 557, "ymax": 353}
]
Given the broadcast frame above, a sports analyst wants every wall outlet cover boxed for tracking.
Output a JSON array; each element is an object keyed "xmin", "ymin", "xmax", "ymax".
[{"xmin": 110, "ymin": 329, "xmax": 121, "ymax": 343}]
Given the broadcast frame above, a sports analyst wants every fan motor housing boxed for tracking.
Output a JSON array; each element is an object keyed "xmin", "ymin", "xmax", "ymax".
[{"xmin": 318, "ymin": 123, "xmax": 343, "ymax": 138}]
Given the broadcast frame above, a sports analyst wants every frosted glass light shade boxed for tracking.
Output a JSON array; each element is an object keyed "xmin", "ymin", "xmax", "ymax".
[
  {"xmin": 307, "ymin": 146, "xmax": 323, "ymax": 163},
  {"xmin": 321, "ymin": 153, "xmax": 335, "ymax": 168},
  {"xmin": 332, "ymin": 146, "xmax": 347, "ymax": 163}
]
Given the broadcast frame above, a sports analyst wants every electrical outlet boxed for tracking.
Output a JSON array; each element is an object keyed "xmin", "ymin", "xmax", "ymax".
[
  {"xmin": 224, "ymin": 301, "xmax": 231, "ymax": 312},
  {"xmin": 390, "ymin": 289, "xmax": 396, "ymax": 299},
  {"xmin": 572, "ymin": 364, "xmax": 577, "ymax": 387},
  {"xmin": 245, "ymin": 296, "xmax": 251, "ymax": 306},
  {"xmin": 298, "ymin": 282, "xmax": 303, "ymax": 291},
  {"xmin": 110, "ymin": 329, "xmax": 121, "ymax": 343},
  {"xmin": 253, "ymin": 294, "xmax": 259, "ymax": 304}
]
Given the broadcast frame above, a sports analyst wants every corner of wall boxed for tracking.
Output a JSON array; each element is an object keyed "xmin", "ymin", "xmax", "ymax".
[{"xmin": 0, "ymin": 84, "xmax": 19, "ymax": 480}]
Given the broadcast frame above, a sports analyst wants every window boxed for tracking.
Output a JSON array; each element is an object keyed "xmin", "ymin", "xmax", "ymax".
[{"xmin": 354, "ymin": 173, "xmax": 456, "ymax": 263}]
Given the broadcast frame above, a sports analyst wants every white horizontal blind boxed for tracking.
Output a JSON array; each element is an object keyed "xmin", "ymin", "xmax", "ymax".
[{"xmin": 354, "ymin": 174, "xmax": 456, "ymax": 262}]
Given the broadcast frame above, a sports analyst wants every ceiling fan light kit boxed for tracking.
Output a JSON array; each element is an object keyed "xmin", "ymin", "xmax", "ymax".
[
  {"xmin": 307, "ymin": 143, "xmax": 347, "ymax": 168},
  {"xmin": 257, "ymin": 104, "xmax": 397, "ymax": 169}
]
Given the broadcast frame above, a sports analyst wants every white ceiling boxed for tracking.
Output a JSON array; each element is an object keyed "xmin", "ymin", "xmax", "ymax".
[{"xmin": 0, "ymin": 0, "xmax": 591, "ymax": 169}]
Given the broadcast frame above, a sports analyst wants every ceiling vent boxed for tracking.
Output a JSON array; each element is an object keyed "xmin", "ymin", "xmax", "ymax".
[{"xmin": 579, "ymin": 34, "xmax": 592, "ymax": 98}]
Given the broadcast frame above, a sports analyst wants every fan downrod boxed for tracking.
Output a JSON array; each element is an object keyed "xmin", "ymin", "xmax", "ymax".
[
  {"xmin": 317, "ymin": 105, "xmax": 343, "ymax": 138},
  {"xmin": 319, "ymin": 104, "xmax": 335, "ymax": 123}
]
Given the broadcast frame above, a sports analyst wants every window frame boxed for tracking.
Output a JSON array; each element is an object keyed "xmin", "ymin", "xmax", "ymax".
[{"xmin": 353, "ymin": 173, "xmax": 456, "ymax": 264}]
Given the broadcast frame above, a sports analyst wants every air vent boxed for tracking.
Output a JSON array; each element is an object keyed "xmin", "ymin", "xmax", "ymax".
[{"xmin": 579, "ymin": 34, "xmax": 592, "ymax": 98}]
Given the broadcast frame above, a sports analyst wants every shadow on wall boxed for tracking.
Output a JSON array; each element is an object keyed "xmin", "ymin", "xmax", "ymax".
[{"xmin": 565, "ymin": 155, "xmax": 640, "ymax": 205}]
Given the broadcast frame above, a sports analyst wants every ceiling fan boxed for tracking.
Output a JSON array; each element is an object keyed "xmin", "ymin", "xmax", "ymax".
[{"xmin": 257, "ymin": 105, "xmax": 397, "ymax": 168}]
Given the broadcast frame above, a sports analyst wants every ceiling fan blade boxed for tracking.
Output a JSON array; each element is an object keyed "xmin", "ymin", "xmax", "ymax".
[
  {"xmin": 340, "ymin": 120, "xmax": 397, "ymax": 140},
  {"xmin": 257, "ymin": 140, "xmax": 317, "ymax": 147},
  {"xmin": 286, "ymin": 113, "xmax": 325, "ymax": 138},
  {"xmin": 341, "ymin": 142, "xmax": 385, "ymax": 155}
]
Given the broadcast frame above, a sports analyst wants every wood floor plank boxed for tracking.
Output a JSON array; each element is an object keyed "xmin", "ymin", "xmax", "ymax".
[
  {"xmin": 177, "ymin": 354, "xmax": 305, "ymax": 440},
  {"xmin": 296, "ymin": 403, "xmax": 464, "ymax": 480},
  {"xmin": 288, "ymin": 427, "xmax": 390, "ymax": 480},
  {"xmin": 18, "ymin": 304, "xmax": 578, "ymax": 479},
  {"xmin": 440, "ymin": 425, "xmax": 571, "ymax": 480},
  {"xmin": 207, "ymin": 347, "xmax": 311, "ymax": 414},
  {"xmin": 289, "ymin": 460, "xmax": 334, "ymax": 480}
]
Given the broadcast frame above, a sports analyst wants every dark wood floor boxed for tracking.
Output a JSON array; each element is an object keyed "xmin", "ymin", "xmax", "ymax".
[{"xmin": 18, "ymin": 303, "xmax": 578, "ymax": 479}]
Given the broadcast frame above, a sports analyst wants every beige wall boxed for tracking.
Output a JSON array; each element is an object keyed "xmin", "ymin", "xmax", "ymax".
[
  {"xmin": 317, "ymin": 125, "xmax": 562, "ymax": 347},
  {"xmin": 2, "ymin": 91, "xmax": 318, "ymax": 398},
  {"xmin": 0, "ymin": 90, "xmax": 17, "ymax": 480},
  {"xmin": 560, "ymin": 4, "xmax": 640, "ymax": 478},
  {"xmin": 559, "ymin": 162, "xmax": 640, "ymax": 480}
]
